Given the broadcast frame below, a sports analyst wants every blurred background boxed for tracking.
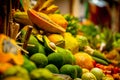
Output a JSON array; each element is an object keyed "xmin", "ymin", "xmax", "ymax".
[
  {"xmin": 54, "ymin": 0, "xmax": 120, "ymax": 32},
  {"xmin": 0, "ymin": 0, "xmax": 120, "ymax": 33}
]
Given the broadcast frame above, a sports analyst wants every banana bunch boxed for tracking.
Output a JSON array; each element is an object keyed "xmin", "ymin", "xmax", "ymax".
[
  {"xmin": 13, "ymin": 0, "xmax": 58, "ymax": 25},
  {"xmin": 33, "ymin": 0, "xmax": 58, "ymax": 14}
]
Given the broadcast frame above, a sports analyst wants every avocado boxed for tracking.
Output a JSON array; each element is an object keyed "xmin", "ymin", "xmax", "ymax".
[
  {"xmin": 30, "ymin": 68, "xmax": 53, "ymax": 80},
  {"xmin": 60, "ymin": 64, "xmax": 77, "ymax": 79},
  {"xmin": 43, "ymin": 35, "xmax": 57, "ymax": 55},
  {"xmin": 20, "ymin": 30, "xmax": 46, "ymax": 56},
  {"xmin": 56, "ymin": 47, "xmax": 76, "ymax": 65},
  {"xmin": 30, "ymin": 53, "xmax": 48, "ymax": 68},
  {"xmin": 3, "ymin": 66, "xmax": 30, "ymax": 80},
  {"xmin": 22, "ymin": 56, "xmax": 37, "ymax": 72},
  {"xmin": 45, "ymin": 64, "xmax": 59, "ymax": 74},
  {"xmin": 74, "ymin": 65, "xmax": 83, "ymax": 78},
  {"xmin": 48, "ymin": 52, "xmax": 64, "ymax": 69},
  {"xmin": 27, "ymin": 34, "xmax": 46, "ymax": 56}
]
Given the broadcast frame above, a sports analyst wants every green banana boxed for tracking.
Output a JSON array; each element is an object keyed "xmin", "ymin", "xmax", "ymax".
[
  {"xmin": 92, "ymin": 56, "xmax": 109, "ymax": 65},
  {"xmin": 84, "ymin": 46, "xmax": 111, "ymax": 63},
  {"xmin": 92, "ymin": 50, "xmax": 111, "ymax": 63}
]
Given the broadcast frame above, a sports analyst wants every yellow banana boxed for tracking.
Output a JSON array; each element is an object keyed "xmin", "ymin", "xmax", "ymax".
[
  {"xmin": 40, "ymin": 4, "xmax": 58, "ymax": 14},
  {"xmin": 32, "ymin": 0, "xmax": 46, "ymax": 11},
  {"xmin": 39, "ymin": 0, "xmax": 54, "ymax": 11}
]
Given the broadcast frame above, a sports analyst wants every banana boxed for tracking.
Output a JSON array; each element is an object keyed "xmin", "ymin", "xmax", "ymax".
[
  {"xmin": 39, "ymin": 0, "xmax": 54, "ymax": 11},
  {"xmin": 40, "ymin": 4, "xmax": 58, "ymax": 14},
  {"xmin": 32, "ymin": 0, "xmax": 46, "ymax": 11},
  {"xmin": 92, "ymin": 50, "xmax": 111, "ymax": 63},
  {"xmin": 84, "ymin": 46, "xmax": 111, "ymax": 64},
  {"xmin": 92, "ymin": 56, "xmax": 109, "ymax": 65}
]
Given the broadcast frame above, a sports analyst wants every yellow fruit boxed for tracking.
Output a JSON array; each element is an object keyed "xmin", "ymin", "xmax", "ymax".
[
  {"xmin": 3, "ymin": 76, "xmax": 23, "ymax": 80},
  {"xmin": 47, "ymin": 34, "xmax": 64, "ymax": 44},
  {"xmin": 74, "ymin": 52, "xmax": 94, "ymax": 70},
  {"xmin": 82, "ymin": 68, "xmax": 89, "ymax": 74},
  {"xmin": 49, "ymin": 14, "xmax": 68, "ymax": 29},
  {"xmin": 0, "ymin": 34, "xmax": 24, "ymax": 65},
  {"xmin": 0, "ymin": 63, "xmax": 13, "ymax": 73},
  {"xmin": 63, "ymin": 32, "xmax": 79, "ymax": 54}
]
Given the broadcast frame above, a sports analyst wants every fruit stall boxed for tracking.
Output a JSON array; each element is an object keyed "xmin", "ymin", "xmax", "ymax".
[{"xmin": 0, "ymin": 0, "xmax": 120, "ymax": 80}]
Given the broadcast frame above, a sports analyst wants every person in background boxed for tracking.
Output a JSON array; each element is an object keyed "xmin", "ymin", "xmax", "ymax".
[{"xmin": 88, "ymin": 0, "xmax": 111, "ymax": 29}]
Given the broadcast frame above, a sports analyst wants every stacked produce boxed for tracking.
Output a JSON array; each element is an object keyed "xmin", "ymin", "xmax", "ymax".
[{"xmin": 0, "ymin": 0, "xmax": 120, "ymax": 80}]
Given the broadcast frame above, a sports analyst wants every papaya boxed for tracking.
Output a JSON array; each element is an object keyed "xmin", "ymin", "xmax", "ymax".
[
  {"xmin": 0, "ymin": 34, "xmax": 24, "ymax": 65},
  {"xmin": 27, "ymin": 9, "xmax": 65, "ymax": 33},
  {"xmin": 0, "ymin": 63, "xmax": 13, "ymax": 74}
]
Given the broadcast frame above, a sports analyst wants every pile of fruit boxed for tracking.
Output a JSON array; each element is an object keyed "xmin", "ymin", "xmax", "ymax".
[{"xmin": 0, "ymin": 0, "xmax": 120, "ymax": 80}]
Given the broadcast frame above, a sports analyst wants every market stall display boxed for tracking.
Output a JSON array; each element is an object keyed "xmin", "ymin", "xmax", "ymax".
[{"xmin": 0, "ymin": 0, "xmax": 120, "ymax": 80}]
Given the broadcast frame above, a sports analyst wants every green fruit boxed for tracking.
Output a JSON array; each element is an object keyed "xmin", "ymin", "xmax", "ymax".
[
  {"xmin": 102, "ymin": 76, "xmax": 114, "ymax": 80},
  {"xmin": 60, "ymin": 64, "xmax": 77, "ymax": 79},
  {"xmin": 92, "ymin": 56, "xmax": 108, "ymax": 65},
  {"xmin": 20, "ymin": 30, "xmax": 46, "ymax": 56},
  {"xmin": 26, "ymin": 35, "xmax": 46, "ymax": 56},
  {"xmin": 3, "ymin": 66, "xmax": 30, "ymax": 80},
  {"xmin": 43, "ymin": 35, "xmax": 57, "ymax": 55},
  {"xmin": 45, "ymin": 64, "xmax": 59, "ymax": 74},
  {"xmin": 92, "ymin": 50, "xmax": 111, "ymax": 63},
  {"xmin": 76, "ymin": 35, "xmax": 89, "ymax": 50},
  {"xmin": 30, "ymin": 68, "xmax": 53, "ymax": 80},
  {"xmin": 22, "ymin": 56, "xmax": 37, "ymax": 72},
  {"xmin": 74, "ymin": 65, "xmax": 82, "ymax": 78},
  {"xmin": 30, "ymin": 53, "xmax": 48, "ymax": 68},
  {"xmin": 90, "ymin": 68, "xmax": 104, "ymax": 80},
  {"xmin": 74, "ymin": 78, "xmax": 82, "ymax": 80},
  {"xmin": 48, "ymin": 52, "xmax": 64, "ymax": 68},
  {"xmin": 56, "ymin": 47, "xmax": 76, "ymax": 65},
  {"xmin": 2, "ymin": 76, "xmax": 24, "ymax": 80},
  {"xmin": 81, "ymin": 72, "xmax": 97, "ymax": 80}
]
